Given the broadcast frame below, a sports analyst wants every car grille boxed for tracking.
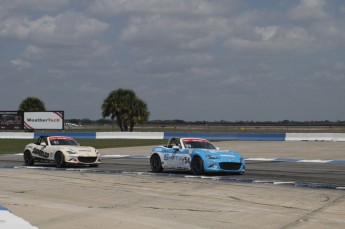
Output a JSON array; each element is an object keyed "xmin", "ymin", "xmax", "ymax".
[
  {"xmin": 219, "ymin": 162, "xmax": 242, "ymax": 170},
  {"xmin": 78, "ymin": 157, "xmax": 97, "ymax": 163}
]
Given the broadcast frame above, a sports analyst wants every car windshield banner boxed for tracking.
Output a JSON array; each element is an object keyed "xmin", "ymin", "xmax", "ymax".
[
  {"xmin": 0, "ymin": 111, "xmax": 23, "ymax": 130},
  {"xmin": 24, "ymin": 111, "xmax": 64, "ymax": 130}
]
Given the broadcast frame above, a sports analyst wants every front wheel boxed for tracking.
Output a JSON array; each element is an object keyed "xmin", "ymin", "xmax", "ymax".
[
  {"xmin": 150, "ymin": 154, "xmax": 163, "ymax": 173},
  {"xmin": 24, "ymin": 150, "xmax": 34, "ymax": 166},
  {"xmin": 55, "ymin": 152, "xmax": 66, "ymax": 168},
  {"xmin": 191, "ymin": 156, "xmax": 204, "ymax": 175}
]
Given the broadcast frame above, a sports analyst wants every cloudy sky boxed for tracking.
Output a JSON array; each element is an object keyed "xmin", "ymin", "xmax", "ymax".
[{"xmin": 1, "ymin": 0, "xmax": 344, "ymax": 121}]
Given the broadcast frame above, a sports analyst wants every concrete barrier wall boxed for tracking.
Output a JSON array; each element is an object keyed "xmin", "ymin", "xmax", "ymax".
[
  {"xmin": 96, "ymin": 132, "xmax": 164, "ymax": 139},
  {"xmin": 237, "ymin": 133, "xmax": 286, "ymax": 141},
  {"xmin": 163, "ymin": 132, "xmax": 286, "ymax": 141},
  {"xmin": 286, "ymin": 133, "xmax": 345, "ymax": 141},
  {"xmin": 0, "ymin": 132, "xmax": 34, "ymax": 139},
  {"xmin": 163, "ymin": 132, "xmax": 238, "ymax": 140},
  {"xmin": 33, "ymin": 132, "xmax": 96, "ymax": 139},
  {"xmin": 1, "ymin": 132, "xmax": 345, "ymax": 141},
  {"xmin": 333, "ymin": 133, "xmax": 345, "ymax": 142}
]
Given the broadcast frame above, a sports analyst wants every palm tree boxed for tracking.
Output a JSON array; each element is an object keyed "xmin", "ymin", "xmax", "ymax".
[
  {"xmin": 129, "ymin": 99, "xmax": 149, "ymax": 131},
  {"xmin": 19, "ymin": 97, "xmax": 46, "ymax": 111},
  {"xmin": 101, "ymin": 89, "xmax": 150, "ymax": 132}
]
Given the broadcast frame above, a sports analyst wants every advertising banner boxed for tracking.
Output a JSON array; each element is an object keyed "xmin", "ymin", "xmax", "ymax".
[
  {"xmin": 24, "ymin": 111, "xmax": 64, "ymax": 130},
  {"xmin": 0, "ymin": 111, "xmax": 23, "ymax": 130}
]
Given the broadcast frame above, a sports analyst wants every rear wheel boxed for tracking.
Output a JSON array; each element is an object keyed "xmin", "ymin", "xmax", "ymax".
[
  {"xmin": 55, "ymin": 152, "xmax": 66, "ymax": 168},
  {"xmin": 150, "ymin": 154, "xmax": 163, "ymax": 173},
  {"xmin": 24, "ymin": 150, "xmax": 34, "ymax": 166},
  {"xmin": 191, "ymin": 156, "xmax": 204, "ymax": 175}
]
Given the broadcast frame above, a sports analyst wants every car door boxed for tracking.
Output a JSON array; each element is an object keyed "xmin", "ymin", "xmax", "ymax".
[
  {"xmin": 162, "ymin": 147, "xmax": 191, "ymax": 170},
  {"xmin": 32, "ymin": 137, "xmax": 50, "ymax": 159}
]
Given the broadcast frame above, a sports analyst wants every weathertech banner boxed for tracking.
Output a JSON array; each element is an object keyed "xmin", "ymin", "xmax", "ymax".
[{"xmin": 24, "ymin": 111, "xmax": 64, "ymax": 130}]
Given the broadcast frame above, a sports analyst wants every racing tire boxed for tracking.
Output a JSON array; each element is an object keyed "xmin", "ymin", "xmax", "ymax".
[
  {"xmin": 24, "ymin": 150, "xmax": 34, "ymax": 166},
  {"xmin": 191, "ymin": 156, "xmax": 204, "ymax": 175},
  {"xmin": 55, "ymin": 152, "xmax": 66, "ymax": 168},
  {"xmin": 150, "ymin": 154, "xmax": 163, "ymax": 173}
]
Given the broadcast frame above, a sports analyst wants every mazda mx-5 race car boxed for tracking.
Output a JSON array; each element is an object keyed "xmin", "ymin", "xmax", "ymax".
[
  {"xmin": 150, "ymin": 138, "xmax": 245, "ymax": 175},
  {"xmin": 23, "ymin": 136, "xmax": 101, "ymax": 168}
]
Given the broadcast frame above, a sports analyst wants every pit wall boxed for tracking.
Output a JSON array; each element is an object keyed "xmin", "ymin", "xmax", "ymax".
[{"xmin": 1, "ymin": 132, "xmax": 345, "ymax": 141}]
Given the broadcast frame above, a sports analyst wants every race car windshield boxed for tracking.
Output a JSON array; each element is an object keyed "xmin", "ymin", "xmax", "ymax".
[
  {"xmin": 183, "ymin": 141, "xmax": 216, "ymax": 149},
  {"xmin": 50, "ymin": 139, "xmax": 79, "ymax": 146}
]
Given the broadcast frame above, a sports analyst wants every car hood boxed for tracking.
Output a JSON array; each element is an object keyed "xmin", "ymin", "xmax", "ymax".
[
  {"xmin": 58, "ymin": 146, "xmax": 98, "ymax": 156},
  {"xmin": 191, "ymin": 149, "xmax": 242, "ymax": 159}
]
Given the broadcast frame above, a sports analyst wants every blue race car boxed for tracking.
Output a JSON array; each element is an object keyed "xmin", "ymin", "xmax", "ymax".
[{"xmin": 150, "ymin": 137, "xmax": 245, "ymax": 175}]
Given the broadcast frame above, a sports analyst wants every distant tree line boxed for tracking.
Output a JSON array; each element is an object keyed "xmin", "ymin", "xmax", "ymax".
[{"xmin": 65, "ymin": 119, "xmax": 345, "ymax": 126}]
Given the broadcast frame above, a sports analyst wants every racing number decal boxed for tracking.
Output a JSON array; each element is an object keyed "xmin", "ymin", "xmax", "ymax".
[
  {"xmin": 182, "ymin": 157, "xmax": 190, "ymax": 164},
  {"xmin": 32, "ymin": 148, "xmax": 49, "ymax": 158}
]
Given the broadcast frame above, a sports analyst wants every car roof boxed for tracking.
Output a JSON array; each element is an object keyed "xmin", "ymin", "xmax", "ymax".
[
  {"xmin": 180, "ymin": 138, "xmax": 210, "ymax": 142},
  {"xmin": 40, "ymin": 136, "xmax": 75, "ymax": 140}
]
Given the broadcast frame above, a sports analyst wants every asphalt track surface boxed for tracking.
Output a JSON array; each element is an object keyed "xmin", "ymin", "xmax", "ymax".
[
  {"xmin": 1, "ymin": 153, "xmax": 345, "ymax": 188},
  {"xmin": 1, "ymin": 141, "xmax": 345, "ymax": 228}
]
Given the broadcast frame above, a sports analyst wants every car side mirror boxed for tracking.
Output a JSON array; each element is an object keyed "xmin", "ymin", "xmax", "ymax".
[
  {"xmin": 172, "ymin": 145, "xmax": 180, "ymax": 150},
  {"xmin": 40, "ymin": 142, "xmax": 47, "ymax": 146}
]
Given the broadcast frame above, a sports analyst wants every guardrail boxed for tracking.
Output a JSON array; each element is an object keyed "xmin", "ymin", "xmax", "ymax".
[{"xmin": 1, "ymin": 132, "xmax": 345, "ymax": 141}]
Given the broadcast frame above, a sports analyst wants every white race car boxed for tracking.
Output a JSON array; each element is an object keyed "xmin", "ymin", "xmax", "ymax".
[{"xmin": 23, "ymin": 136, "xmax": 101, "ymax": 168}]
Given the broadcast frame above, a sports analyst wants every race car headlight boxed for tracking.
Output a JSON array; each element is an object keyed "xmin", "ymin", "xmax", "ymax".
[
  {"xmin": 67, "ymin": 150, "xmax": 77, "ymax": 154},
  {"xmin": 240, "ymin": 157, "xmax": 244, "ymax": 163},
  {"xmin": 206, "ymin": 155, "xmax": 219, "ymax": 159}
]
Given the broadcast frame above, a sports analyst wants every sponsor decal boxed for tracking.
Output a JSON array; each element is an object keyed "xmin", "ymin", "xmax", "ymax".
[
  {"xmin": 164, "ymin": 154, "xmax": 188, "ymax": 162},
  {"xmin": 183, "ymin": 138, "xmax": 210, "ymax": 143},
  {"xmin": 32, "ymin": 148, "xmax": 49, "ymax": 158},
  {"xmin": 26, "ymin": 118, "xmax": 60, "ymax": 122},
  {"xmin": 49, "ymin": 137, "xmax": 73, "ymax": 141}
]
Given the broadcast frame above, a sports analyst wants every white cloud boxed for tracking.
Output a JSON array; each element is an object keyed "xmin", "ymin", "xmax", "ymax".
[
  {"xmin": 0, "ymin": 17, "xmax": 30, "ymax": 39},
  {"xmin": 23, "ymin": 45, "xmax": 46, "ymax": 59},
  {"xmin": 89, "ymin": 0, "xmax": 237, "ymax": 16},
  {"xmin": 1, "ymin": 0, "xmax": 69, "ymax": 11},
  {"xmin": 0, "ymin": 0, "xmax": 69, "ymax": 18},
  {"xmin": 1, "ymin": 0, "xmax": 345, "ymax": 121},
  {"xmin": 0, "ymin": 11, "xmax": 109, "ymax": 44},
  {"xmin": 288, "ymin": 0, "xmax": 328, "ymax": 21},
  {"xmin": 222, "ymin": 76, "xmax": 245, "ymax": 86},
  {"xmin": 225, "ymin": 26, "xmax": 315, "ymax": 52},
  {"xmin": 135, "ymin": 53, "xmax": 214, "ymax": 75},
  {"xmin": 120, "ymin": 15, "xmax": 230, "ymax": 52},
  {"xmin": 255, "ymin": 26, "xmax": 277, "ymax": 41},
  {"xmin": 11, "ymin": 59, "xmax": 32, "ymax": 70}
]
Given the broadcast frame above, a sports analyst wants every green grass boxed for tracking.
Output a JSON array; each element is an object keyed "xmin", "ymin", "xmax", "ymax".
[{"xmin": 0, "ymin": 139, "xmax": 166, "ymax": 154}]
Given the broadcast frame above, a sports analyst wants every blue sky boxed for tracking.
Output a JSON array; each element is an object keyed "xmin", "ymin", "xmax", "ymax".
[{"xmin": 1, "ymin": 0, "xmax": 344, "ymax": 121}]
